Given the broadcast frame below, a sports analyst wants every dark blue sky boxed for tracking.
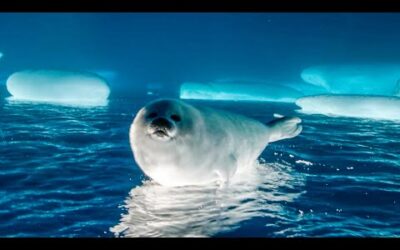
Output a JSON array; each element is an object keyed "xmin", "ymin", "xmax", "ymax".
[{"xmin": 1, "ymin": 13, "xmax": 400, "ymax": 97}]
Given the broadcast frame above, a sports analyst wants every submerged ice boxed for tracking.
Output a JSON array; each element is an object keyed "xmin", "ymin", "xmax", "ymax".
[
  {"xmin": 180, "ymin": 82, "xmax": 303, "ymax": 102},
  {"xmin": 6, "ymin": 69, "xmax": 110, "ymax": 106},
  {"xmin": 301, "ymin": 64, "xmax": 400, "ymax": 96},
  {"xmin": 296, "ymin": 95, "xmax": 400, "ymax": 121}
]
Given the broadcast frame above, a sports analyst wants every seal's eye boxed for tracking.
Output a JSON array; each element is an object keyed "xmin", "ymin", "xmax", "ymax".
[
  {"xmin": 170, "ymin": 114, "xmax": 181, "ymax": 122},
  {"xmin": 147, "ymin": 112, "xmax": 158, "ymax": 119}
]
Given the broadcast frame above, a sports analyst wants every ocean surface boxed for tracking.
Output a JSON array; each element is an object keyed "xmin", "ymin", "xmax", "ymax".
[{"xmin": 0, "ymin": 97, "xmax": 399, "ymax": 237}]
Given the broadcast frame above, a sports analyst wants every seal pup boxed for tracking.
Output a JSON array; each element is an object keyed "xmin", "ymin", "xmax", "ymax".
[{"xmin": 130, "ymin": 99, "xmax": 302, "ymax": 187}]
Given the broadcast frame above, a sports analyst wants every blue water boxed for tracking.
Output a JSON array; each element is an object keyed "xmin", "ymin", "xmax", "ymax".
[{"xmin": 1, "ymin": 97, "xmax": 399, "ymax": 237}]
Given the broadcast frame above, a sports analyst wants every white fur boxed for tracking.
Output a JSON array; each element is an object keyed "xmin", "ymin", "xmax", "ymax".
[{"xmin": 130, "ymin": 99, "xmax": 302, "ymax": 187}]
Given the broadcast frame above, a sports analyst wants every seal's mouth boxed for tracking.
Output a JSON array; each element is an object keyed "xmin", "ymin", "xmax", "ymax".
[
  {"xmin": 148, "ymin": 127, "xmax": 174, "ymax": 141},
  {"xmin": 153, "ymin": 129, "xmax": 169, "ymax": 137},
  {"xmin": 147, "ymin": 117, "xmax": 176, "ymax": 141}
]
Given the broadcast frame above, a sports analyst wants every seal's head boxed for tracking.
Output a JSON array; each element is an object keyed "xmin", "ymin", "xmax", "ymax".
[
  {"xmin": 130, "ymin": 99, "xmax": 210, "ymax": 186},
  {"xmin": 131, "ymin": 99, "xmax": 197, "ymax": 144}
]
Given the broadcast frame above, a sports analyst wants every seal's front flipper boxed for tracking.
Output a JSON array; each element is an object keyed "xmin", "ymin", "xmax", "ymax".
[{"xmin": 267, "ymin": 116, "xmax": 302, "ymax": 142}]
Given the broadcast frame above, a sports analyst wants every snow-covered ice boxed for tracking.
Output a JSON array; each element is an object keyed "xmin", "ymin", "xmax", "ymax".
[
  {"xmin": 6, "ymin": 69, "xmax": 110, "ymax": 106},
  {"xmin": 296, "ymin": 94, "xmax": 400, "ymax": 121},
  {"xmin": 180, "ymin": 82, "xmax": 303, "ymax": 102}
]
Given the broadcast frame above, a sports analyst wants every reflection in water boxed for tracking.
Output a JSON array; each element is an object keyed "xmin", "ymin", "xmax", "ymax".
[
  {"xmin": 0, "ymin": 129, "xmax": 5, "ymax": 145},
  {"xmin": 111, "ymin": 161, "xmax": 305, "ymax": 237}
]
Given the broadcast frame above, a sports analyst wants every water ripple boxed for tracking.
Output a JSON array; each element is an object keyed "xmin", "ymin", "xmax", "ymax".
[{"xmin": 0, "ymin": 99, "xmax": 399, "ymax": 237}]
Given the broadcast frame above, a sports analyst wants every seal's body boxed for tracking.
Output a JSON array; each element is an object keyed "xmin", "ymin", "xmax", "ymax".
[{"xmin": 130, "ymin": 99, "xmax": 302, "ymax": 187}]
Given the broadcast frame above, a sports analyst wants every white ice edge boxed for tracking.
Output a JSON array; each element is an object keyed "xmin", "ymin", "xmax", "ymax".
[
  {"xmin": 295, "ymin": 94, "xmax": 400, "ymax": 121},
  {"xmin": 6, "ymin": 69, "xmax": 110, "ymax": 107},
  {"xmin": 179, "ymin": 82, "xmax": 303, "ymax": 103}
]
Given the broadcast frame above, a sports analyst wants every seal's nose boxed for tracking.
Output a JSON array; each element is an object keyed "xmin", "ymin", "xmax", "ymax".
[{"xmin": 150, "ymin": 117, "xmax": 173, "ymax": 130}]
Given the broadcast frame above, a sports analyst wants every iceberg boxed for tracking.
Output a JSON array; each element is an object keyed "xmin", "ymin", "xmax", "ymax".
[
  {"xmin": 296, "ymin": 94, "xmax": 400, "ymax": 121},
  {"xmin": 91, "ymin": 69, "xmax": 117, "ymax": 83},
  {"xmin": 6, "ymin": 69, "xmax": 110, "ymax": 106},
  {"xmin": 284, "ymin": 82, "xmax": 328, "ymax": 96},
  {"xmin": 180, "ymin": 82, "xmax": 304, "ymax": 103},
  {"xmin": 301, "ymin": 64, "xmax": 400, "ymax": 96}
]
